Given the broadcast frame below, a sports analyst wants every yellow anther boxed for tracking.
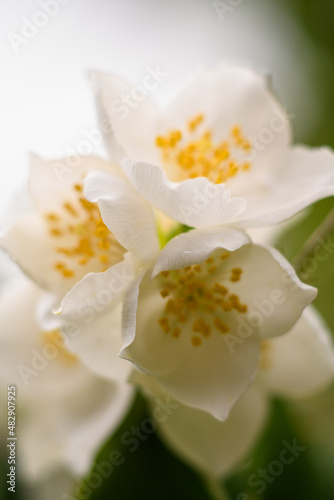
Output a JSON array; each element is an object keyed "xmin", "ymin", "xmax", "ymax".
[
  {"xmin": 231, "ymin": 125, "xmax": 241, "ymax": 138},
  {"xmin": 74, "ymin": 184, "xmax": 83, "ymax": 192},
  {"xmin": 45, "ymin": 213, "xmax": 59, "ymax": 222},
  {"xmin": 221, "ymin": 302, "xmax": 232, "ymax": 312},
  {"xmin": 98, "ymin": 240, "xmax": 111, "ymax": 250},
  {"xmin": 95, "ymin": 226, "xmax": 108, "ymax": 237},
  {"xmin": 50, "ymin": 228, "xmax": 62, "ymax": 237},
  {"xmin": 192, "ymin": 318, "xmax": 211, "ymax": 337},
  {"xmin": 213, "ymin": 283, "xmax": 228, "ymax": 296},
  {"xmin": 166, "ymin": 299, "xmax": 183, "ymax": 315},
  {"xmin": 206, "ymin": 257, "xmax": 214, "ymax": 265},
  {"xmin": 208, "ymin": 265, "xmax": 217, "ymax": 274},
  {"xmin": 220, "ymin": 252, "xmax": 230, "ymax": 260},
  {"xmin": 188, "ymin": 114, "xmax": 204, "ymax": 132},
  {"xmin": 63, "ymin": 202, "xmax": 77, "ymax": 217},
  {"xmin": 79, "ymin": 197, "xmax": 94, "ymax": 211},
  {"xmin": 238, "ymin": 304, "xmax": 248, "ymax": 313},
  {"xmin": 62, "ymin": 268, "xmax": 75, "ymax": 278},
  {"xmin": 160, "ymin": 271, "xmax": 170, "ymax": 278},
  {"xmin": 172, "ymin": 328, "xmax": 181, "ymax": 338},
  {"xmin": 191, "ymin": 336, "xmax": 202, "ymax": 347},
  {"xmin": 156, "ymin": 136, "xmax": 167, "ymax": 148},
  {"xmin": 213, "ymin": 317, "xmax": 230, "ymax": 334},
  {"xmin": 194, "ymin": 265, "xmax": 202, "ymax": 273},
  {"xmin": 160, "ymin": 289, "xmax": 170, "ymax": 298},
  {"xmin": 99, "ymin": 255, "xmax": 109, "ymax": 264},
  {"xmin": 158, "ymin": 317, "xmax": 171, "ymax": 333},
  {"xmin": 55, "ymin": 262, "xmax": 65, "ymax": 270},
  {"xmin": 169, "ymin": 130, "xmax": 182, "ymax": 147}
]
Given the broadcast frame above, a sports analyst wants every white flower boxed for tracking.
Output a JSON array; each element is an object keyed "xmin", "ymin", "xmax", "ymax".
[
  {"xmin": 90, "ymin": 66, "xmax": 334, "ymax": 228},
  {"xmin": 61, "ymin": 221, "xmax": 316, "ymax": 421},
  {"xmin": 0, "ymin": 155, "xmax": 160, "ymax": 381},
  {"xmin": 0, "ymin": 276, "xmax": 134, "ymax": 482},
  {"xmin": 133, "ymin": 306, "xmax": 334, "ymax": 478}
]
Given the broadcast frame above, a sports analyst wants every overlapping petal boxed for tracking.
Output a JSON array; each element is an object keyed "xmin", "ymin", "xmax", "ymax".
[
  {"xmin": 58, "ymin": 252, "xmax": 139, "ymax": 382},
  {"xmin": 84, "ymin": 170, "xmax": 160, "ymax": 262},
  {"xmin": 122, "ymin": 159, "xmax": 246, "ymax": 228},
  {"xmin": 260, "ymin": 307, "xmax": 334, "ymax": 396}
]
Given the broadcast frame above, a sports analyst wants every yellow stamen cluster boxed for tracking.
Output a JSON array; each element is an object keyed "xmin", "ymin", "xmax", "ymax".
[
  {"xmin": 45, "ymin": 182, "xmax": 125, "ymax": 279},
  {"xmin": 155, "ymin": 114, "xmax": 253, "ymax": 184},
  {"xmin": 43, "ymin": 330, "xmax": 78, "ymax": 365},
  {"xmin": 157, "ymin": 252, "xmax": 248, "ymax": 347}
]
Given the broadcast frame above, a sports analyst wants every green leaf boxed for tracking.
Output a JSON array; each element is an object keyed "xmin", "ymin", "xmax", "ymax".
[
  {"xmin": 77, "ymin": 391, "xmax": 216, "ymax": 500},
  {"xmin": 224, "ymin": 398, "xmax": 334, "ymax": 500}
]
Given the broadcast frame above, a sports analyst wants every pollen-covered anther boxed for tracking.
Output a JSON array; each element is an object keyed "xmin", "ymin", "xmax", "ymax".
[
  {"xmin": 192, "ymin": 318, "xmax": 211, "ymax": 338},
  {"xmin": 172, "ymin": 327, "xmax": 181, "ymax": 338},
  {"xmin": 220, "ymin": 252, "xmax": 230, "ymax": 260},
  {"xmin": 158, "ymin": 316, "xmax": 171, "ymax": 334},
  {"xmin": 229, "ymin": 294, "xmax": 248, "ymax": 313},
  {"xmin": 213, "ymin": 317, "xmax": 230, "ymax": 334},
  {"xmin": 213, "ymin": 283, "xmax": 228, "ymax": 296},
  {"xmin": 230, "ymin": 267, "xmax": 243, "ymax": 282},
  {"xmin": 191, "ymin": 336, "xmax": 202, "ymax": 347}
]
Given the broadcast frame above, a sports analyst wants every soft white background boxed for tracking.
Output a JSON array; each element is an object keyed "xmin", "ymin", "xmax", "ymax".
[{"xmin": 0, "ymin": 0, "xmax": 316, "ymax": 225}]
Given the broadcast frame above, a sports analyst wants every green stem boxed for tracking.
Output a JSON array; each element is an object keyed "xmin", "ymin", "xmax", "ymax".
[
  {"xmin": 293, "ymin": 206, "xmax": 334, "ymax": 271},
  {"xmin": 204, "ymin": 475, "xmax": 231, "ymax": 500}
]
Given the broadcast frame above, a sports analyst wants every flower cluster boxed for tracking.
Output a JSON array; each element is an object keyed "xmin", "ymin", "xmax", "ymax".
[{"xmin": 1, "ymin": 65, "xmax": 334, "ymax": 488}]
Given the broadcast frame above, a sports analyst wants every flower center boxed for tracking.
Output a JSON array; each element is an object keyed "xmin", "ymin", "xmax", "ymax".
[
  {"xmin": 155, "ymin": 114, "xmax": 253, "ymax": 183},
  {"xmin": 42, "ymin": 330, "xmax": 78, "ymax": 365},
  {"xmin": 157, "ymin": 251, "xmax": 248, "ymax": 347},
  {"xmin": 44, "ymin": 182, "xmax": 125, "ymax": 279}
]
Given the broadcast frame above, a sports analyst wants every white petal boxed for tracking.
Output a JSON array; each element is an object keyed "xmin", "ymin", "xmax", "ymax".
[
  {"xmin": 58, "ymin": 253, "xmax": 139, "ymax": 382},
  {"xmin": 0, "ymin": 277, "xmax": 135, "ymax": 481},
  {"xmin": 89, "ymin": 71, "xmax": 160, "ymax": 163},
  {"xmin": 20, "ymin": 378, "xmax": 134, "ymax": 480},
  {"xmin": 0, "ymin": 279, "xmax": 98, "ymax": 400},
  {"xmin": 122, "ymin": 159, "xmax": 246, "ymax": 228},
  {"xmin": 149, "ymin": 384, "xmax": 268, "ymax": 478},
  {"xmin": 120, "ymin": 241, "xmax": 315, "ymax": 419},
  {"xmin": 63, "ymin": 380, "xmax": 133, "ymax": 476},
  {"xmin": 152, "ymin": 226, "xmax": 251, "ymax": 276},
  {"xmin": 61, "ymin": 301, "xmax": 131, "ymax": 383},
  {"xmin": 29, "ymin": 153, "xmax": 121, "ymax": 209},
  {"xmin": 261, "ymin": 307, "xmax": 334, "ymax": 396},
  {"xmin": 222, "ymin": 245, "xmax": 317, "ymax": 339},
  {"xmin": 84, "ymin": 170, "xmax": 160, "ymax": 262},
  {"xmin": 0, "ymin": 211, "xmax": 75, "ymax": 296},
  {"xmin": 236, "ymin": 146, "xmax": 334, "ymax": 227}
]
